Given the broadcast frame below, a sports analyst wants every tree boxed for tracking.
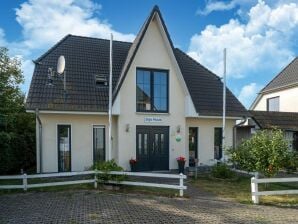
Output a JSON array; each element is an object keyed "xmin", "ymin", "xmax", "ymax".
[
  {"xmin": 228, "ymin": 129, "xmax": 292, "ymax": 177},
  {"xmin": 0, "ymin": 47, "xmax": 36, "ymax": 174}
]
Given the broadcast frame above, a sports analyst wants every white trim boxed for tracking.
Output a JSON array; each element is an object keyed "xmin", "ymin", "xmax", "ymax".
[
  {"xmin": 250, "ymin": 93, "xmax": 262, "ymax": 110},
  {"xmin": 185, "ymin": 95, "xmax": 198, "ymax": 117},
  {"xmin": 26, "ymin": 110, "xmax": 108, "ymax": 115}
]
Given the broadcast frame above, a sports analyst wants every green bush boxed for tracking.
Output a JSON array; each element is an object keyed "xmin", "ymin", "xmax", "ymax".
[
  {"xmin": 211, "ymin": 163, "xmax": 234, "ymax": 179},
  {"xmin": 285, "ymin": 152, "xmax": 298, "ymax": 173},
  {"xmin": 228, "ymin": 129, "xmax": 291, "ymax": 177},
  {"xmin": 92, "ymin": 160, "xmax": 126, "ymax": 182}
]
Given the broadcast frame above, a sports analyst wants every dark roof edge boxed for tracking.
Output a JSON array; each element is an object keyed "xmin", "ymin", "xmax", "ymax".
[
  {"xmin": 35, "ymin": 34, "xmax": 71, "ymax": 62},
  {"xmin": 260, "ymin": 56, "xmax": 298, "ymax": 93}
]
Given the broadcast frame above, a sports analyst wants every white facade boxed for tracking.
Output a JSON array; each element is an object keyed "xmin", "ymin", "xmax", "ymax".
[
  {"xmin": 34, "ymin": 12, "xmax": 240, "ymax": 173},
  {"xmin": 252, "ymin": 86, "xmax": 298, "ymax": 112}
]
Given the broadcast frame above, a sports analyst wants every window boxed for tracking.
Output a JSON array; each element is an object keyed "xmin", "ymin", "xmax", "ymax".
[
  {"xmin": 93, "ymin": 126, "xmax": 105, "ymax": 163},
  {"xmin": 58, "ymin": 125, "xmax": 71, "ymax": 172},
  {"xmin": 214, "ymin": 128, "xmax": 222, "ymax": 160},
  {"xmin": 95, "ymin": 74, "xmax": 108, "ymax": 87},
  {"xmin": 136, "ymin": 68, "xmax": 168, "ymax": 112},
  {"xmin": 267, "ymin": 96, "xmax": 280, "ymax": 111}
]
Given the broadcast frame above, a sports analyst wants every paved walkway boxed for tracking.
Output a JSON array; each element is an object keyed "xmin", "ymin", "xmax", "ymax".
[{"xmin": 0, "ymin": 190, "xmax": 297, "ymax": 224}]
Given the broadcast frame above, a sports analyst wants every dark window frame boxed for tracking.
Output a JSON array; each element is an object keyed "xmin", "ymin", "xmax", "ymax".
[
  {"xmin": 136, "ymin": 67, "xmax": 169, "ymax": 113},
  {"xmin": 266, "ymin": 96, "xmax": 280, "ymax": 111},
  {"xmin": 214, "ymin": 127, "xmax": 222, "ymax": 160},
  {"xmin": 93, "ymin": 125, "xmax": 106, "ymax": 164},
  {"xmin": 57, "ymin": 124, "xmax": 71, "ymax": 172}
]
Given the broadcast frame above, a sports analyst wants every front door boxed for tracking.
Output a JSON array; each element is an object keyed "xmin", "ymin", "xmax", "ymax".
[{"xmin": 136, "ymin": 126, "xmax": 169, "ymax": 171}]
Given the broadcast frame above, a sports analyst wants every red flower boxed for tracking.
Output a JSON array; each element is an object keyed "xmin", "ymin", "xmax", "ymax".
[
  {"xmin": 176, "ymin": 156, "xmax": 186, "ymax": 162},
  {"xmin": 129, "ymin": 158, "xmax": 137, "ymax": 164}
]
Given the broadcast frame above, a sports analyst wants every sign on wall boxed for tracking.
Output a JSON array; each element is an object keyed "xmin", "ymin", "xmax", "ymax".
[{"xmin": 144, "ymin": 117, "xmax": 163, "ymax": 123}]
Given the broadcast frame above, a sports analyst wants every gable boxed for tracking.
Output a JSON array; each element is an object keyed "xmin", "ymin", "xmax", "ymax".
[
  {"xmin": 116, "ymin": 13, "xmax": 187, "ymax": 116},
  {"xmin": 113, "ymin": 6, "xmax": 190, "ymax": 102},
  {"xmin": 26, "ymin": 5, "xmax": 248, "ymax": 118}
]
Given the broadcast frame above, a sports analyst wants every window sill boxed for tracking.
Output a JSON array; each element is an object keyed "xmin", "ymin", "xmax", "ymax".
[{"xmin": 135, "ymin": 112, "xmax": 170, "ymax": 115}]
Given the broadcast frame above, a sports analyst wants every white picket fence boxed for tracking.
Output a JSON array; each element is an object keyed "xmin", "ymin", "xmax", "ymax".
[
  {"xmin": 0, "ymin": 171, "xmax": 187, "ymax": 196},
  {"xmin": 251, "ymin": 176, "xmax": 298, "ymax": 204}
]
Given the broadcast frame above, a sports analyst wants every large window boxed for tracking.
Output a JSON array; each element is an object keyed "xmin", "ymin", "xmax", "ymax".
[
  {"xmin": 58, "ymin": 125, "xmax": 71, "ymax": 172},
  {"xmin": 136, "ymin": 68, "xmax": 168, "ymax": 112},
  {"xmin": 267, "ymin": 96, "xmax": 280, "ymax": 111}
]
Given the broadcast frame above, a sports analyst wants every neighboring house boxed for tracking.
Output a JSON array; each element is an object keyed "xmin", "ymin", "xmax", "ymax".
[
  {"xmin": 236, "ymin": 57, "xmax": 298, "ymax": 150},
  {"xmin": 26, "ymin": 6, "xmax": 248, "ymax": 173},
  {"xmin": 251, "ymin": 57, "xmax": 298, "ymax": 112}
]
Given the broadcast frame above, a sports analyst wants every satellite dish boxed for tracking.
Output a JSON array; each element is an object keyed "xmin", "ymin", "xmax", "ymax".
[{"xmin": 57, "ymin": 55, "xmax": 65, "ymax": 74}]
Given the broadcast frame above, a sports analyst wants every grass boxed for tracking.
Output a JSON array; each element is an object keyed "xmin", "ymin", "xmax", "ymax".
[{"xmin": 192, "ymin": 173, "xmax": 298, "ymax": 207}]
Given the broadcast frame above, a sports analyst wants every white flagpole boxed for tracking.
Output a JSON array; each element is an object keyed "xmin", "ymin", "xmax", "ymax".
[
  {"xmin": 108, "ymin": 33, "xmax": 113, "ymax": 161},
  {"xmin": 222, "ymin": 48, "xmax": 227, "ymax": 162}
]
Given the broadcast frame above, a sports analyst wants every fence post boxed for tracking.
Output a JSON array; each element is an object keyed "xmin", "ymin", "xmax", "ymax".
[
  {"xmin": 179, "ymin": 173, "xmax": 183, "ymax": 197},
  {"xmin": 94, "ymin": 170, "xmax": 98, "ymax": 189},
  {"xmin": 251, "ymin": 175, "xmax": 259, "ymax": 204},
  {"xmin": 23, "ymin": 173, "xmax": 27, "ymax": 191}
]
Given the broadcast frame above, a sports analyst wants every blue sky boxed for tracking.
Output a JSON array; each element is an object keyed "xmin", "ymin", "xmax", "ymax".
[{"xmin": 0, "ymin": 0, "xmax": 297, "ymax": 108}]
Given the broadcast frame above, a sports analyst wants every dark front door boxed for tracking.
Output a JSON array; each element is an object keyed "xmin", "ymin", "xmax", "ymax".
[{"xmin": 136, "ymin": 126, "xmax": 169, "ymax": 171}]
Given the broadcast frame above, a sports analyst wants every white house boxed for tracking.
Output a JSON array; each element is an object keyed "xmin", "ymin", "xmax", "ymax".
[
  {"xmin": 241, "ymin": 57, "xmax": 298, "ymax": 151},
  {"xmin": 26, "ymin": 6, "xmax": 248, "ymax": 173}
]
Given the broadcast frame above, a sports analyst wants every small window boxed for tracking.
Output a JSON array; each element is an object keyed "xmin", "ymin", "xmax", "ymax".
[
  {"xmin": 267, "ymin": 96, "xmax": 280, "ymax": 111},
  {"xmin": 95, "ymin": 74, "xmax": 108, "ymax": 87}
]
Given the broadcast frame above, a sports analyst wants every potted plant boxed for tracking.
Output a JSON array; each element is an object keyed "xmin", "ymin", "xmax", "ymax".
[
  {"xmin": 176, "ymin": 156, "xmax": 186, "ymax": 174},
  {"xmin": 129, "ymin": 158, "xmax": 137, "ymax": 172}
]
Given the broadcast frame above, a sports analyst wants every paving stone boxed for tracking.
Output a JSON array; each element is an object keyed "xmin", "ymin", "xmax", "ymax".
[{"xmin": 0, "ymin": 190, "xmax": 297, "ymax": 224}]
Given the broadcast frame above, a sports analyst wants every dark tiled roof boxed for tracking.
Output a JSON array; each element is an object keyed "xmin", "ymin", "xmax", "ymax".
[
  {"xmin": 261, "ymin": 57, "xmax": 298, "ymax": 93},
  {"xmin": 26, "ymin": 6, "xmax": 248, "ymax": 117},
  {"xmin": 174, "ymin": 49, "xmax": 248, "ymax": 117},
  {"xmin": 250, "ymin": 110, "xmax": 298, "ymax": 131},
  {"xmin": 26, "ymin": 35, "xmax": 131, "ymax": 112}
]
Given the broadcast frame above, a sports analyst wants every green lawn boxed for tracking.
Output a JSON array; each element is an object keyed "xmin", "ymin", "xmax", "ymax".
[{"xmin": 191, "ymin": 174, "xmax": 298, "ymax": 206}]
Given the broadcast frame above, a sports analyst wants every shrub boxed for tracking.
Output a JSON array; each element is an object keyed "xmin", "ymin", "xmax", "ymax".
[
  {"xmin": 228, "ymin": 129, "xmax": 291, "ymax": 177},
  {"xmin": 285, "ymin": 152, "xmax": 298, "ymax": 173},
  {"xmin": 92, "ymin": 160, "xmax": 126, "ymax": 182},
  {"xmin": 211, "ymin": 163, "xmax": 234, "ymax": 179}
]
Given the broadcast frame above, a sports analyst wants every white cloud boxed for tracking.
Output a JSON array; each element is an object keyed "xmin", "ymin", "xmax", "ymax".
[
  {"xmin": 197, "ymin": 0, "xmax": 255, "ymax": 15},
  {"xmin": 188, "ymin": 0, "xmax": 297, "ymax": 79},
  {"xmin": 238, "ymin": 83, "xmax": 263, "ymax": 108},
  {"xmin": 15, "ymin": 0, "xmax": 135, "ymax": 50}
]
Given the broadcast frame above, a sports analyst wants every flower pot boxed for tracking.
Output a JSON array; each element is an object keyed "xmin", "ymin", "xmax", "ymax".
[
  {"xmin": 178, "ymin": 161, "xmax": 185, "ymax": 174},
  {"xmin": 130, "ymin": 163, "xmax": 137, "ymax": 172}
]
